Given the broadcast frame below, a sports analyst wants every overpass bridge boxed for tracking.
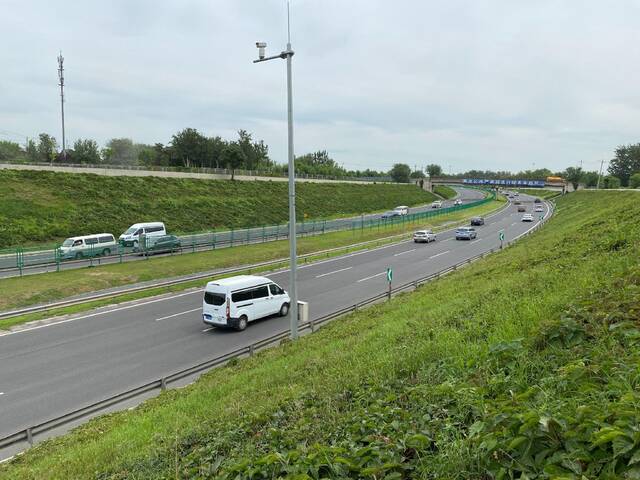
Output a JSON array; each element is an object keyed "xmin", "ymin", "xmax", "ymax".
[{"xmin": 417, "ymin": 176, "xmax": 569, "ymax": 193}]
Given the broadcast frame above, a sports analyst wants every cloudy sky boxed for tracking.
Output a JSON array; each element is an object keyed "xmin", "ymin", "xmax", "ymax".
[{"xmin": 2, "ymin": 0, "xmax": 639, "ymax": 173}]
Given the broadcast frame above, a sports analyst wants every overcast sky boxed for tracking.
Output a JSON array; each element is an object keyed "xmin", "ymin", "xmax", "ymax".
[{"xmin": 2, "ymin": 0, "xmax": 640, "ymax": 173}]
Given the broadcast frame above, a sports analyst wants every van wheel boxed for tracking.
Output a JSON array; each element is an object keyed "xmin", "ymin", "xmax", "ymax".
[
  {"xmin": 279, "ymin": 303, "xmax": 290, "ymax": 317},
  {"xmin": 236, "ymin": 315, "xmax": 248, "ymax": 331},
  {"xmin": 102, "ymin": 248, "xmax": 111, "ymax": 256},
  {"xmin": 75, "ymin": 252, "xmax": 83, "ymax": 260}
]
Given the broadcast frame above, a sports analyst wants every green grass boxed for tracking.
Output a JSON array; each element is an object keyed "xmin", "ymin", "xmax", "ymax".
[
  {"xmin": 433, "ymin": 184, "xmax": 457, "ymax": 199},
  {"xmin": 513, "ymin": 188, "xmax": 562, "ymax": 199},
  {"xmin": 2, "ymin": 191, "xmax": 638, "ymax": 479},
  {"xmin": 0, "ymin": 170, "xmax": 437, "ymax": 249},
  {"xmin": 0, "ymin": 199, "xmax": 503, "ymax": 329}
]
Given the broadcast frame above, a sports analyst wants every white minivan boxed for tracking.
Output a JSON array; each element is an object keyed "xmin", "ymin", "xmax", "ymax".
[
  {"xmin": 393, "ymin": 205, "xmax": 409, "ymax": 215},
  {"xmin": 119, "ymin": 222, "xmax": 166, "ymax": 248},
  {"xmin": 59, "ymin": 233, "xmax": 117, "ymax": 260},
  {"xmin": 202, "ymin": 275, "xmax": 290, "ymax": 331}
]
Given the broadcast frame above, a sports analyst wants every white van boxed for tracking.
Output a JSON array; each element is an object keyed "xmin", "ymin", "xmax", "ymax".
[
  {"xmin": 431, "ymin": 200, "xmax": 443, "ymax": 209},
  {"xmin": 393, "ymin": 205, "xmax": 409, "ymax": 215},
  {"xmin": 202, "ymin": 275, "xmax": 290, "ymax": 331},
  {"xmin": 119, "ymin": 222, "xmax": 166, "ymax": 248},
  {"xmin": 59, "ymin": 233, "xmax": 117, "ymax": 260}
]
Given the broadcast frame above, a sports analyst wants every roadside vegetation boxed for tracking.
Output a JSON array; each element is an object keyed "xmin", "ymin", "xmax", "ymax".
[
  {"xmin": 2, "ymin": 191, "xmax": 638, "ymax": 479},
  {"xmin": 513, "ymin": 188, "xmax": 562, "ymax": 199},
  {"xmin": 433, "ymin": 184, "xmax": 457, "ymax": 199},
  {"xmin": 0, "ymin": 198, "xmax": 503, "ymax": 327},
  {"xmin": 0, "ymin": 170, "xmax": 436, "ymax": 248}
]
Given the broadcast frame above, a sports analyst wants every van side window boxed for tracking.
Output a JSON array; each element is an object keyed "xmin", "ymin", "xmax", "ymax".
[
  {"xmin": 99, "ymin": 236, "xmax": 113, "ymax": 243},
  {"xmin": 252, "ymin": 286, "xmax": 269, "ymax": 299},
  {"xmin": 232, "ymin": 290, "xmax": 252, "ymax": 303},
  {"xmin": 135, "ymin": 229, "xmax": 143, "ymax": 236},
  {"xmin": 85, "ymin": 237, "xmax": 98, "ymax": 245},
  {"xmin": 269, "ymin": 284, "xmax": 284, "ymax": 296},
  {"xmin": 146, "ymin": 226, "xmax": 164, "ymax": 233},
  {"xmin": 73, "ymin": 239, "xmax": 83, "ymax": 247}
]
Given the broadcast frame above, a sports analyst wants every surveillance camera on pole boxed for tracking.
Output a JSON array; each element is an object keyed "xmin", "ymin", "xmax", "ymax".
[{"xmin": 256, "ymin": 42, "xmax": 267, "ymax": 60}]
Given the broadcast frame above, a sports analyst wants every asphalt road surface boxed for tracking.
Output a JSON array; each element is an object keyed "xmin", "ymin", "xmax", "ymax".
[
  {"xmin": 0, "ymin": 189, "xmax": 547, "ymax": 452},
  {"xmin": 0, "ymin": 188, "xmax": 485, "ymax": 279}
]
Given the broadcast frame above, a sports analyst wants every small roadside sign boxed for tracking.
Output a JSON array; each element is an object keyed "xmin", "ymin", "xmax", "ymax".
[
  {"xmin": 539, "ymin": 214, "xmax": 544, "ymax": 221},
  {"xmin": 386, "ymin": 268, "xmax": 393, "ymax": 282},
  {"xmin": 499, "ymin": 231, "xmax": 505, "ymax": 241}
]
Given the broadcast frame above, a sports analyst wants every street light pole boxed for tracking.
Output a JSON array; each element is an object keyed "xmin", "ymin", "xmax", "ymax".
[{"xmin": 254, "ymin": 15, "xmax": 298, "ymax": 339}]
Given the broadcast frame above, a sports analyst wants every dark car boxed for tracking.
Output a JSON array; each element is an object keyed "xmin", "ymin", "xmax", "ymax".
[
  {"xmin": 534, "ymin": 198, "xmax": 542, "ymax": 204},
  {"xmin": 470, "ymin": 217, "xmax": 485, "ymax": 226},
  {"xmin": 517, "ymin": 205, "xmax": 526, "ymax": 212},
  {"xmin": 381, "ymin": 211, "xmax": 400, "ymax": 219},
  {"xmin": 139, "ymin": 234, "xmax": 182, "ymax": 254}
]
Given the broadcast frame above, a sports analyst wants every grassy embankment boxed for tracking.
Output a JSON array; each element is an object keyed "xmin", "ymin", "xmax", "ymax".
[
  {"xmin": 0, "ymin": 170, "xmax": 436, "ymax": 249},
  {"xmin": 513, "ymin": 188, "xmax": 562, "ymax": 199},
  {"xmin": 3, "ymin": 191, "xmax": 638, "ymax": 479},
  {"xmin": 0, "ymin": 198, "xmax": 503, "ymax": 329},
  {"xmin": 433, "ymin": 184, "xmax": 457, "ymax": 199}
]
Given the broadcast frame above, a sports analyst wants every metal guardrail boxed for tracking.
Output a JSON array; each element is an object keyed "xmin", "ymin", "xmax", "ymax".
[
  {"xmin": 0, "ymin": 198, "xmax": 553, "ymax": 454},
  {"xmin": 0, "ymin": 161, "xmax": 391, "ymax": 183}
]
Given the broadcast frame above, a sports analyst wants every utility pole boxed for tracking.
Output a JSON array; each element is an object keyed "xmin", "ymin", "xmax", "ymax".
[
  {"xmin": 596, "ymin": 159, "xmax": 605, "ymax": 189},
  {"xmin": 57, "ymin": 52, "xmax": 66, "ymax": 162},
  {"xmin": 254, "ymin": 2, "xmax": 298, "ymax": 339}
]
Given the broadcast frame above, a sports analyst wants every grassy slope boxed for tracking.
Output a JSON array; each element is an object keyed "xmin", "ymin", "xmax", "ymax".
[
  {"xmin": 4, "ymin": 192, "xmax": 638, "ymax": 479},
  {"xmin": 433, "ymin": 184, "xmax": 457, "ymax": 199},
  {"xmin": 0, "ymin": 199, "xmax": 503, "ymax": 322},
  {"xmin": 513, "ymin": 188, "xmax": 562, "ymax": 199},
  {"xmin": 0, "ymin": 170, "xmax": 436, "ymax": 248}
]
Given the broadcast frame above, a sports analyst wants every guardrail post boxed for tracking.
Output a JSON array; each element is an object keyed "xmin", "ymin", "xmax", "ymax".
[
  {"xmin": 118, "ymin": 244, "xmax": 124, "ymax": 263},
  {"xmin": 246, "ymin": 228, "xmax": 250, "ymax": 244},
  {"xmin": 55, "ymin": 245, "xmax": 61, "ymax": 272},
  {"xmin": 16, "ymin": 248, "xmax": 24, "ymax": 276},
  {"xmin": 26, "ymin": 427, "xmax": 33, "ymax": 445},
  {"xmin": 230, "ymin": 228, "xmax": 234, "ymax": 247},
  {"xmin": 262, "ymin": 225, "xmax": 266, "ymax": 243},
  {"xmin": 322, "ymin": 220, "xmax": 326, "ymax": 234},
  {"xmin": 161, "ymin": 377, "xmax": 167, "ymax": 391},
  {"xmin": 249, "ymin": 344, "xmax": 255, "ymax": 356}
]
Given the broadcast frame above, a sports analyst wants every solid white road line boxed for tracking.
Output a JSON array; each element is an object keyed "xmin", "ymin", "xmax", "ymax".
[
  {"xmin": 442, "ymin": 238, "xmax": 454, "ymax": 242},
  {"xmin": 429, "ymin": 250, "xmax": 450, "ymax": 259},
  {"xmin": 316, "ymin": 266, "xmax": 352, "ymax": 278},
  {"xmin": 0, "ymin": 392, "xmax": 4, "ymax": 396},
  {"xmin": 155, "ymin": 307, "xmax": 201, "ymax": 322},
  {"xmin": 394, "ymin": 248, "xmax": 416, "ymax": 257},
  {"xmin": 357, "ymin": 271, "xmax": 386, "ymax": 283},
  {"xmin": 201, "ymin": 327, "xmax": 215, "ymax": 333},
  {"xmin": 1, "ymin": 290, "xmax": 202, "ymax": 337}
]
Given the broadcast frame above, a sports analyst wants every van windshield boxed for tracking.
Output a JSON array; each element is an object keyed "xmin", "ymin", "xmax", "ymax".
[
  {"xmin": 204, "ymin": 292, "xmax": 226, "ymax": 306},
  {"xmin": 124, "ymin": 227, "xmax": 137, "ymax": 235},
  {"xmin": 61, "ymin": 239, "xmax": 74, "ymax": 247}
]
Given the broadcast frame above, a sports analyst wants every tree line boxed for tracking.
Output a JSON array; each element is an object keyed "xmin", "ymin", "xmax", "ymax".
[{"xmin": 0, "ymin": 129, "xmax": 388, "ymax": 180}]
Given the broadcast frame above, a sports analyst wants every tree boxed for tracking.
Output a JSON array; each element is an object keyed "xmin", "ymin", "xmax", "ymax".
[
  {"xmin": 629, "ymin": 172, "xmax": 640, "ymax": 189},
  {"xmin": 564, "ymin": 166, "xmax": 584, "ymax": 190},
  {"xmin": 171, "ymin": 128, "xmax": 208, "ymax": 168},
  {"xmin": 582, "ymin": 171, "xmax": 599, "ymax": 188},
  {"xmin": 103, "ymin": 138, "xmax": 138, "ymax": 165},
  {"xmin": 25, "ymin": 139, "xmax": 38, "ymax": 162},
  {"xmin": 36, "ymin": 133, "xmax": 58, "ymax": 164},
  {"xmin": 389, "ymin": 163, "xmax": 411, "ymax": 183},
  {"xmin": 603, "ymin": 175, "xmax": 621, "ymax": 189},
  {"xmin": 609, "ymin": 144, "xmax": 640, "ymax": 186},
  {"xmin": 72, "ymin": 139, "xmax": 101, "ymax": 164},
  {"xmin": 221, "ymin": 143, "xmax": 247, "ymax": 180},
  {"xmin": 0, "ymin": 141, "xmax": 25, "ymax": 162},
  {"xmin": 410, "ymin": 169, "xmax": 425, "ymax": 179},
  {"xmin": 426, "ymin": 164, "xmax": 443, "ymax": 177}
]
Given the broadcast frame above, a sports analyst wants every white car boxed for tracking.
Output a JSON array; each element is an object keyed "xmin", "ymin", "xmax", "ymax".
[
  {"xmin": 454, "ymin": 199, "xmax": 462, "ymax": 206},
  {"xmin": 522, "ymin": 214, "xmax": 534, "ymax": 222},
  {"xmin": 431, "ymin": 200, "xmax": 443, "ymax": 209},
  {"xmin": 413, "ymin": 229, "xmax": 436, "ymax": 243},
  {"xmin": 535, "ymin": 205, "xmax": 544, "ymax": 212}
]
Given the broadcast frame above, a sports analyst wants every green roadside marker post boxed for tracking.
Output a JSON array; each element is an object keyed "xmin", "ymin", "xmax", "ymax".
[
  {"xmin": 499, "ymin": 230, "xmax": 505, "ymax": 249},
  {"xmin": 386, "ymin": 267, "xmax": 393, "ymax": 300},
  {"xmin": 540, "ymin": 214, "xmax": 544, "ymax": 221}
]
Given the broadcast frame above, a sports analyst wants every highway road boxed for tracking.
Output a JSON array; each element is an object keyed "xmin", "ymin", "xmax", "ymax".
[
  {"xmin": 0, "ymin": 189, "xmax": 486, "ymax": 279},
  {"xmin": 0, "ymin": 189, "xmax": 547, "ymax": 451}
]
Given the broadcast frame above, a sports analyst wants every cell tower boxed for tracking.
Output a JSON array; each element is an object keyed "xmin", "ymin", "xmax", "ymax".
[{"xmin": 57, "ymin": 51, "xmax": 66, "ymax": 161}]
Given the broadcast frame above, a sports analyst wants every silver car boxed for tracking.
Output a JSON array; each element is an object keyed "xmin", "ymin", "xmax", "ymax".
[{"xmin": 413, "ymin": 229, "xmax": 436, "ymax": 243}]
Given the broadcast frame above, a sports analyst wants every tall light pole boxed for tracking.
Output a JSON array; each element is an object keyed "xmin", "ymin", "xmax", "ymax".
[
  {"xmin": 253, "ymin": 5, "xmax": 298, "ymax": 339},
  {"xmin": 596, "ymin": 159, "xmax": 605, "ymax": 189},
  {"xmin": 57, "ymin": 52, "xmax": 67, "ymax": 162}
]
